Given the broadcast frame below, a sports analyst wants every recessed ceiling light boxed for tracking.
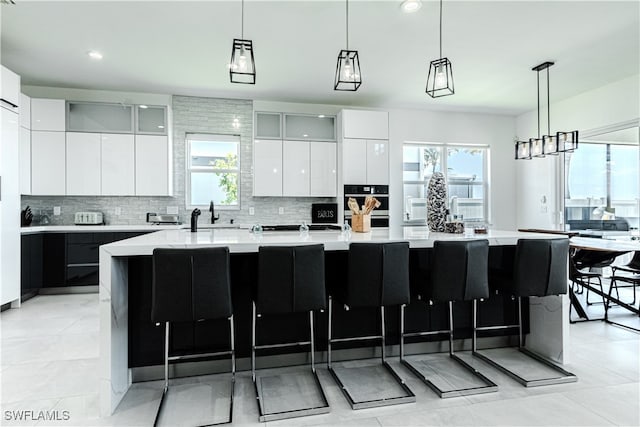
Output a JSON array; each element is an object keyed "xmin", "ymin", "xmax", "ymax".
[
  {"xmin": 139, "ymin": 105, "xmax": 148, "ymax": 109},
  {"xmin": 87, "ymin": 50, "xmax": 103, "ymax": 60},
  {"xmin": 318, "ymin": 115, "xmax": 325, "ymax": 118},
  {"xmin": 157, "ymin": 125, "xmax": 165, "ymax": 129},
  {"xmin": 400, "ymin": 0, "xmax": 421, "ymax": 13}
]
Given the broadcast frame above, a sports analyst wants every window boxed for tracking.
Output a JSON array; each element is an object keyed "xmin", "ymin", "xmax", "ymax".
[
  {"xmin": 564, "ymin": 128, "xmax": 639, "ymax": 230},
  {"xmin": 403, "ymin": 143, "xmax": 489, "ymax": 222},
  {"xmin": 186, "ymin": 134, "xmax": 240, "ymax": 208}
]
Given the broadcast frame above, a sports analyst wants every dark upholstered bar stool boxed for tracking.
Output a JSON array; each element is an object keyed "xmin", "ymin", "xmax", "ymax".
[
  {"xmin": 252, "ymin": 244, "xmax": 330, "ymax": 422},
  {"xmin": 473, "ymin": 238, "xmax": 577, "ymax": 387},
  {"xmin": 328, "ymin": 242, "xmax": 416, "ymax": 409},
  {"xmin": 400, "ymin": 239, "xmax": 498, "ymax": 398},
  {"xmin": 151, "ymin": 247, "xmax": 235, "ymax": 426}
]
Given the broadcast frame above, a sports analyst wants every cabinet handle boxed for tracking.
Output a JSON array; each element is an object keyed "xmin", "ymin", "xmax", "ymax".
[
  {"xmin": 0, "ymin": 98, "xmax": 18, "ymax": 109},
  {"xmin": 67, "ymin": 263, "xmax": 100, "ymax": 268}
]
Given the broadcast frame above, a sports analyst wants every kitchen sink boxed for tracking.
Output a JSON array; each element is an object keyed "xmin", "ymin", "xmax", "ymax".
[{"xmin": 190, "ymin": 224, "xmax": 240, "ymax": 230}]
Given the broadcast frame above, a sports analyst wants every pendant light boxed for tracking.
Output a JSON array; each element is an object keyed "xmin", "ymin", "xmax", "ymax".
[
  {"xmin": 229, "ymin": 0, "xmax": 256, "ymax": 84},
  {"xmin": 426, "ymin": 0, "xmax": 454, "ymax": 98},
  {"xmin": 334, "ymin": 0, "xmax": 362, "ymax": 91},
  {"xmin": 515, "ymin": 62, "xmax": 579, "ymax": 160}
]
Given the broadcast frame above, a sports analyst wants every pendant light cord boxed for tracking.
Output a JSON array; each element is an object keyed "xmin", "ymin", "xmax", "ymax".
[
  {"xmin": 241, "ymin": 0, "xmax": 244, "ymax": 39},
  {"xmin": 547, "ymin": 67, "xmax": 551, "ymax": 136},
  {"xmin": 346, "ymin": 0, "xmax": 349, "ymax": 49},
  {"xmin": 536, "ymin": 70, "xmax": 540, "ymax": 139},
  {"xmin": 439, "ymin": 0, "xmax": 443, "ymax": 58}
]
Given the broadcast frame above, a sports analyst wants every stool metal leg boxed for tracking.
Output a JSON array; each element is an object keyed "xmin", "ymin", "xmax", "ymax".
[
  {"xmin": 401, "ymin": 300, "xmax": 497, "ymax": 398},
  {"xmin": 328, "ymin": 300, "xmax": 415, "ymax": 409},
  {"xmin": 473, "ymin": 297, "xmax": 577, "ymax": 387}
]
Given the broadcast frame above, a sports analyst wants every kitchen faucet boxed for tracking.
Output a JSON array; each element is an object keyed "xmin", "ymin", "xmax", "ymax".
[{"xmin": 209, "ymin": 201, "xmax": 220, "ymax": 224}]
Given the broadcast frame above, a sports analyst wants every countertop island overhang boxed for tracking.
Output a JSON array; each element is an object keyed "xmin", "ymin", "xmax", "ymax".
[{"xmin": 99, "ymin": 227, "xmax": 570, "ymax": 416}]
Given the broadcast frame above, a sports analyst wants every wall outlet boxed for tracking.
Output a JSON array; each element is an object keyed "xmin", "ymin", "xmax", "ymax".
[
  {"xmin": 166, "ymin": 206, "xmax": 178, "ymax": 215},
  {"xmin": 278, "ymin": 207, "xmax": 284, "ymax": 215},
  {"xmin": 249, "ymin": 207, "xmax": 255, "ymax": 216},
  {"xmin": 53, "ymin": 206, "xmax": 61, "ymax": 216},
  {"xmin": 540, "ymin": 205, "xmax": 548, "ymax": 213},
  {"xmin": 115, "ymin": 207, "xmax": 122, "ymax": 216}
]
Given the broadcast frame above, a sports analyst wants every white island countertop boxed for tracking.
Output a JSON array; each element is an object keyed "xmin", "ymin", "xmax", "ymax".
[{"xmin": 101, "ymin": 227, "xmax": 567, "ymax": 256}]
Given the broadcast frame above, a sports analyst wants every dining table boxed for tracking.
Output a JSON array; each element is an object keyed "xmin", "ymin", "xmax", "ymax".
[{"xmin": 569, "ymin": 236, "xmax": 640, "ymax": 329}]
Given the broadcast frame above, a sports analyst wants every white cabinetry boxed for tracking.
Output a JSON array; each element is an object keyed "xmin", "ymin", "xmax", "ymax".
[
  {"xmin": 365, "ymin": 140, "xmax": 389, "ymax": 185},
  {"xmin": 1, "ymin": 65, "xmax": 21, "ymax": 306},
  {"xmin": 1, "ymin": 66, "xmax": 20, "ymax": 109},
  {"xmin": 341, "ymin": 110, "xmax": 389, "ymax": 185},
  {"xmin": 102, "ymin": 134, "xmax": 134, "ymax": 195},
  {"xmin": 31, "ymin": 131, "xmax": 66, "ymax": 195},
  {"xmin": 342, "ymin": 139, "xmax": 367, "ymax": 185},
  {"xmin": 19, "ymin": 93, "xmax": 31, "ymax": 195},
  {"xmin": 310, "ymin": 142, "xmax": 337, "ymax": 197},
  {"xmin": 66, "ymin": 132, "xmax": 101, "ymax": 195},
  {"xmin": 31, "ymin": 98, "xmax": 65, "ymax": 131},
  {"xmin": 135, "ymin": 135, "xmax": 169, "ymax": 196},
  {"xmin": 254, "ymin": 139, "xmax": 283, "ymax": 196},
  {"xmin": 283, "ymin": 140, "xmax": 310, "ymax": 196},
  {"xmin": 342, "ymin": 109, "xmax": 388, "ymax": 140},
  {"xmin": 19, "ymin": 127, "xmax": 31, "ymax": 194}
]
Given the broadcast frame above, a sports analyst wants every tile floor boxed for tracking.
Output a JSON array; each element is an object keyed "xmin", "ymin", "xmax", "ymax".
[{"xmin": 1, "ymin": 292, "xmax": 638, "ymax": 426}]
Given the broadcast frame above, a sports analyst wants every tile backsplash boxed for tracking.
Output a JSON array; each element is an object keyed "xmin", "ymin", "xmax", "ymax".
[{"xmin": 21, "ymin": 95, "xmax": 335, "ymax": 227}]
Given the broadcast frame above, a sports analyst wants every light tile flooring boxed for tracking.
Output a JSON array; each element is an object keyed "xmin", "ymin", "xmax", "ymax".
[{"xmin": 1, "ymin": 292, "xmax": 638, "ymax": 426}]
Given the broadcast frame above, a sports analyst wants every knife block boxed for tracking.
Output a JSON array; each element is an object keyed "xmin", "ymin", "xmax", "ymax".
[{"xmin": 351, "ymin": 214, "xmax": 371, "ymax": 232}]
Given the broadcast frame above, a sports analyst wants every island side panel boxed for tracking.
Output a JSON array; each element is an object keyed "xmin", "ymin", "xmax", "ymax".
[{"xmin": 99, "ymin": 249, "xmax": 130, "ymax": 416}]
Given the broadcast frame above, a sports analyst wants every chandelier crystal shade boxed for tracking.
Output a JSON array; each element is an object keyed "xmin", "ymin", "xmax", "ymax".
[
  {"xmin": 515, "ymin": 61, "xmax": 578, "ymax": 159},
  {"xmin": 426, "ymin": 0, "xmax": 454, "ymax": 98},
  {"xmin": 334, "ymin": 0, "xmax": 362, "ymax": 91},
  {"xmin": 229, "ymin": 0, "xmax": 256, "ymax": 85}
]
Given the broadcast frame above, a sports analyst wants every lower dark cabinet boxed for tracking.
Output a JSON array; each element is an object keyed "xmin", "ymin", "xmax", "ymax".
[
  {"xmin": 23, "ymin": 230, "xmax": 151, "ymax": 292},
  {"xmin": 21, "ymin": 234, "xmax": 43, "ymax": 297}
]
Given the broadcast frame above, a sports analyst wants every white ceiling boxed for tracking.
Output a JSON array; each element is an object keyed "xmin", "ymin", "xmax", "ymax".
[{"xmin": 1, "ymin": 1, "xmax": 638, "ymax": 115}]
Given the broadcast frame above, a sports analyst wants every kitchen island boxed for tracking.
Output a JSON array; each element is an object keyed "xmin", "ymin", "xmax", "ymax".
[{"xmin": 99, "ymin": 227, "xmax": 570, "ymax": 416}]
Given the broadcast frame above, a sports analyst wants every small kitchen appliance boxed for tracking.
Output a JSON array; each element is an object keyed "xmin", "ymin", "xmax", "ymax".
[{"xmin": 74, "ymin": 211, "xmax": 104, "ymax": 225}]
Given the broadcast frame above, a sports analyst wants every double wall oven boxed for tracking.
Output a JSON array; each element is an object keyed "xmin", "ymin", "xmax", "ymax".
[{"xmin": 343, "ymin": 184, "xmax": 389, "ymax": 228}]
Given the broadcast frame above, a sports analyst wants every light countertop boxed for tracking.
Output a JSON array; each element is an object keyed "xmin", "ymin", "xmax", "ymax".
[
  {"xmin": 19, "ymin": 223, "xmax": 239, "ymax": 234},
  {"xmin": 100, "ymin": 227, "xmax": 567, "ymax": 256}
]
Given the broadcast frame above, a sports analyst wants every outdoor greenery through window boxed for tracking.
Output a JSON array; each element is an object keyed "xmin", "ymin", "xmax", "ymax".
[
  {"xmin": 564, "ymin": 127, "xmax": 639, "ymax": 230},
  {"xmin": 187, "ymin": 134, "xmax": 239, "ymax": 208},
  {"xmin": 403, "ymin": 143, "xmax": 488, "ymax": 222}
]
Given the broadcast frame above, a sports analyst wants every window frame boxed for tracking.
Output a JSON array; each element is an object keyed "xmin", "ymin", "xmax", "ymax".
[
  {"xmin": 185, "ymin": 133, "xmax": 241, "ymax": 210},
  {"xmin": 402, "ymin": 141, "xmax": 490, "ymax": 224}
]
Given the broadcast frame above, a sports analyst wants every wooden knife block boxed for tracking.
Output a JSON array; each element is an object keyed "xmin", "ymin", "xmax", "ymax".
[{"xmin": 351, "ymin": 214, "xmax": 371, "ymax": 232}]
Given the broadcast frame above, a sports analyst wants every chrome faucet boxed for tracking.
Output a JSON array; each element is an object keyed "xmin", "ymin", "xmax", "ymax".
[{"xmin": 209, "ymin": 201, "xmax": 220, "ymax": 224}]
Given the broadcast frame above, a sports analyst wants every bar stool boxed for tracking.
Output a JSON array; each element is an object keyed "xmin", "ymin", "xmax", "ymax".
[
  {"xmin": 151, "ymin": 247, "xmax": 235, "ymax": 426},
  {"xmin": 400, "ymin": 239, "xmax": 498, "ymax": 398},
  {"xmin": 473, "ymin": 238, "xmax": 577, "ymax": 387},
  {"xmin": 252, "ymin": 244, "xmax": 330, "ymax": 422},
  {"xmin": 328, "ymin": 242, "xmax": 416, "ymax": 409}
]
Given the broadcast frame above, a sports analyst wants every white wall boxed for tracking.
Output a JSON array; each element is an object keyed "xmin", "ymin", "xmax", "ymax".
[
  {"xmin": 22, "ymin": 85, "xmax": 172, "ymax": 106},
  {"xmin": 515, "ymin": 74, "xmax": 640, "ymax": 229},
  {"xmin": 388, "ymin": 109, "xmax": 517, "ymax": 230}
]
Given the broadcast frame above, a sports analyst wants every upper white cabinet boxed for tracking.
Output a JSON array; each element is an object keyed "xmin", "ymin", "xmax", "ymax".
[
  {"xmin": 254, "ymin": 139, "xmax": 283, "ymax": 196},
  {"xmin": 284, "ymin": 114, "xmax": 336, "ymax": 141},
  {"xmin": 101, "ymin": 134, "xmax": 135, "ymax": 195},
  {"xmin": 283, "ymin": 140, "xmax": 310, "ymax": 196},
  {"xmin": 1, "ymin": 66, "xmax": 20, "ymax": 110},
  {"xmin": 342, "ymin": 109, "xmax": 388, "ymax": 140},
  {"xmin": 310, "ymin": 141, "xmax": 337, "ymax": 197},
  {"xmin": 19, "ymin": 127, "xmax": 31, "ymax": 195},
  {"xmin": 255, "ymin": 112, "xmax": 282, "ymax": 139},
  {"xmin": 19, "ymin": 94, "xmax": 31, "ymax": 129},
  {"xmin": 342, "ymin": 138, "xmax": 367, "ymax": 185},
  {"xmin": 66, "ymin": 132, "xmax": 101, "ymax": 195},
  {"xmin": 366, "ymin": 140, "xmax": 389, "ymax": 185},
  {"xmin": 31, "ymin": 131, "xmax": 66, "ymax": 195},
  {"xmin": 136, "ymin": 105, "xmax": 167, "ymax": 135},
  {"xmin": 31, "ymin": 98, "xmax": 65, "ymax": 131},
  {"xmin": 67, "ymin": 102, "xmax": 134, "ymax": 133},
  {"xmin": 135, "ymin": 135, "xmax": 169, "ymax": 196}
]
